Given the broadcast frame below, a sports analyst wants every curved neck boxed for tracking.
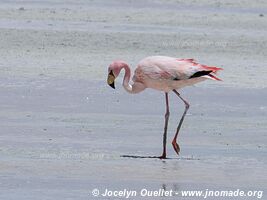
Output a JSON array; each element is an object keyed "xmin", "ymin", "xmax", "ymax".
[
  {"xmin": 119, "ymin": 63, "xmax": 133, "ymax": 93},
  {"xmin": 116, "ymin": 62, "xmax": 145, "ymax": 94}
]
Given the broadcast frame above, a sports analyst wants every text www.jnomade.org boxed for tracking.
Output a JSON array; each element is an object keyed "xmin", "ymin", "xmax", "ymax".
[{"xmin": 91, "ymin": 188, "xmax": 263, "ymax": 199}]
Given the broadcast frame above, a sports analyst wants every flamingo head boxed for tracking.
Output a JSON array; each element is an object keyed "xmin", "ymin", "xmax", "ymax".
[{"xmin": 107, "ymin": 61, "xmax": 125, "ymax": 89}]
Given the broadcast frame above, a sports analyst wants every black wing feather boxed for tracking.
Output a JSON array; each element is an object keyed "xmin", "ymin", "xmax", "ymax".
[{"xmin": 189, "ymin": 70, "xmax": 212, "ymax": 79}]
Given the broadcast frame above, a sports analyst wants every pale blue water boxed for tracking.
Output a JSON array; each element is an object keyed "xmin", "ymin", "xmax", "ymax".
[{"xmin": 0, "ymin": 77, "xmax": 266, "ymax": 199}]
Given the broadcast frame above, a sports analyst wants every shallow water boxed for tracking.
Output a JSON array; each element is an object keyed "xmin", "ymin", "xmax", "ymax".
[{"xmin": 0, "ymin": 77, "xmax": 266, "ymax": 199}]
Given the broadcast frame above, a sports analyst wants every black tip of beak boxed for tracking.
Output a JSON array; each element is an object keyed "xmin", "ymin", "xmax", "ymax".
[{"xmin": 109, "ymin": 82, "xmax": 115, "ymax": 89}]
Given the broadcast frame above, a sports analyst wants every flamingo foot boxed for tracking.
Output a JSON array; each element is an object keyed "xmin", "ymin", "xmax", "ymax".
[
  {"xmin": 158, "ymin": 153, "xmax": 167, "ymax": 159},
  {"xmin": 172, "ymin": 141, "xmax": 180, "ymax": 155}
]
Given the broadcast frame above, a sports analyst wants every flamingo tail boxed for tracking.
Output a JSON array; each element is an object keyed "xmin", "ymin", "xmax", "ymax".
[
  {"xmin": 202, "ymin": 66, "xmax": 223, "ymax": 74},
  {"xmin": 202, "ymin": 65, "xmax": 223, "ymax": 81}
]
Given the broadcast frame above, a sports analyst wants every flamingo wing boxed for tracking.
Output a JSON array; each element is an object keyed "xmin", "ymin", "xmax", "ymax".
[{"xmin": 138, "ymin": 56, "xmax": 222, "ymax": 81}]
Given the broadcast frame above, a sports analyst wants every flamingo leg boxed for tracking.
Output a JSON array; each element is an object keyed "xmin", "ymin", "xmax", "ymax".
[
  {"xmin": 172, "ymin": 89, "xmax": 190, "ymax": 155},
  {"xmin": 159, "ymin": 92, "xmax": 170, "ymax": 159}
]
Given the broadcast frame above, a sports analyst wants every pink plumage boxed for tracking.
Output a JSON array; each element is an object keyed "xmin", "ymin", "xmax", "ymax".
[
  {"xmin": 107, "ymin": 56, "xmax": 223, "ymax": 159},
  {"xmin": 133, "ymin": 56, "xmax": 222, "ymax": 92}
]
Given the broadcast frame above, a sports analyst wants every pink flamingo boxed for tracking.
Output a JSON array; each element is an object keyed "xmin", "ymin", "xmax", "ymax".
[{"xmin": 107, "ymin": 56, "xmax": 222, "ymax": 159}]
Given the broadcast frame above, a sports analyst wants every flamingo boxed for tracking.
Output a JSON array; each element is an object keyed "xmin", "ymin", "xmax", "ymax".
[{"xmin": 107, "ymin": 56, "xmax": 222, "ymax": 159}]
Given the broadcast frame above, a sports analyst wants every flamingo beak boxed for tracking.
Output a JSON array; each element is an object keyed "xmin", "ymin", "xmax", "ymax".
[{"xmin": 107, "ymin": 71, "xmax": 115, "ymax": 89}]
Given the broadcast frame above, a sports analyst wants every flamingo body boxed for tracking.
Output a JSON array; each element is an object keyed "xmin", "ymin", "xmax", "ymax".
[
  {"xmin": 133, "ymin": 56, "xmax": 222, "ymax": 92},
  {"xmin": 107, "ymin": 56, "xmax": 222, "ymax": 159}
]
